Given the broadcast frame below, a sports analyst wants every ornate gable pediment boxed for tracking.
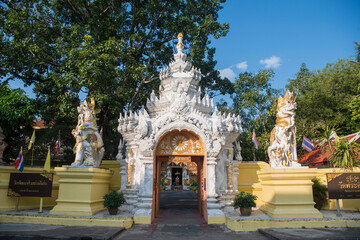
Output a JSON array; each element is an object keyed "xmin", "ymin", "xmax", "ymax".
[
  {"xmin": 117, "ymin": 33, "xmax": 243, "ymax": 159},
  {"xmin": 156, "ymin": 131, "xmax": 204, "ymax": 156}
]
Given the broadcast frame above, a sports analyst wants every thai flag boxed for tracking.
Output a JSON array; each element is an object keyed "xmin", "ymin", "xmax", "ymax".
[
  {"xmin": 55, "ymin": 136, "xmax": 60, "ymax": 156},
  {"xmin": 15, "ymin": 147, "xmax": 24, "ymax": 172},
  {"xmin": 302, "ymin": 136, "xmax": 315, "ymax": 152},
  {"xmin": 252, "ymin": 130, "xmax": 259, "ymax": 149}
]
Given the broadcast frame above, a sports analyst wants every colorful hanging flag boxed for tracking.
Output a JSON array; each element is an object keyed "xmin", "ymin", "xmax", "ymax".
[
  {"xmin": 55, "ymin": 135, "xmax": 60, "ymax": 156},
  {"xmin": 15, "ymin": 147, "xmax": 24, "ymax": 172},
  {"xmin": 302, "ymin": 136, "xmax": 315, "ymax": 152},
  {"xmin": 44, "ymin": 147, "xmax": 51, "ymax": 172},
  {"xmin": 252, "ymin": 129, "xmax": 259, "ymax": 149},
  {"xmin": 28, "ymin": 129, "xmax": 35, "ymax": 150}
]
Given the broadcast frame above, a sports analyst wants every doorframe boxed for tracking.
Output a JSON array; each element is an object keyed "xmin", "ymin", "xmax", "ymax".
[{"xmin": 151, "ymin": 130, "xmax": 207, "ymax": 223}]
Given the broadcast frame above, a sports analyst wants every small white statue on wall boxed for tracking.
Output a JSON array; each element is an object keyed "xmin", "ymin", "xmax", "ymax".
[
  {"xmin": 71, "ymin": 98, "xmax": 104, "ymax": 167},
  {"xmin": 182, "ymin": 166, "xmax": 190, "ymax": 191},
  {"xmin": 268, "ymin": 91, "xmax": 301, "ymax": 168}
]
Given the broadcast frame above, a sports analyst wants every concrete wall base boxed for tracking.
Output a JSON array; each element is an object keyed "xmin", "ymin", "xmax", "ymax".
[
  {"xmin": 258, "ymin": 167, "xmax": 322, "ymax": 219},
  {"xmin": 50, "ymin": 167, "xmax": 113, "ymax": 216}
]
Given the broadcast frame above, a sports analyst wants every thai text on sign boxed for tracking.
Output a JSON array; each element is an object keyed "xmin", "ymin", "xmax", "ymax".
[
  {"xmin": 8, "ymin": 173, "xmax": 53, "ymax": 197},
  {"xmin": 326, "ymin": 173, "xmax": 360, "ymax": 199}
]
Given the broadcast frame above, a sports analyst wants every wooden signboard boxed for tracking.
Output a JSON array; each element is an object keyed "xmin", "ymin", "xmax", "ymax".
[
  {"xmin": 326, "ymin": 173, "xmax": 360, "ymax": 199},
  {"xmin": 8, "ymin": 173, "xmax": 53, "ymax": 197}
]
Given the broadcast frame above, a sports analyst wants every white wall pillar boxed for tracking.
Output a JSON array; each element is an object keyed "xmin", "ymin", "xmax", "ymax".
[
  {"xmin": 207, "ymin": 157, "xmax": 225, "ymax": 224},
  {"xmin": 133, "ymin": 157, "xmax": 153, "ymax": 224}
]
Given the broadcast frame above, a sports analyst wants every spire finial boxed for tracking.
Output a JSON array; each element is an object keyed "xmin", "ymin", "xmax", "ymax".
[{"xmin": 176, "ymin": 33, "xmax": 184, "ymax": 53}]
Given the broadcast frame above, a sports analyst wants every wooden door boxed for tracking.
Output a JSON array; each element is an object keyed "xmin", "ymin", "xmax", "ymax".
[
  {"xmin": 155, "ymin": 156, "xmax": 168, "ymax": 218},
  {"xmin": 155, "ymin": 158, "xmax": 161, "ymax": 217},
  {"xmin": 192, "ymin": 156, "xmax": 204, "ymax": 216}
]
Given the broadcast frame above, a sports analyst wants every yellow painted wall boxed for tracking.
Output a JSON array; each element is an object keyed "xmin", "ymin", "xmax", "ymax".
[
  {"xmin": 237, "ymin": 162, "xmax": 360, "ymax": 211},
  {"xmin": 0, "ymin": 166, "xmax": 59, "ymax": 211},
  {"xmin": 1, "ymin": 160, "xmax": 358, "ymax": 213},
  {"xmin": 0, "ymin": 160, "xmax": 121, "ymax": 212},
  {"xmin": 100, "ymin": 160, "xmax": 121, "ymax": 191},
  {"xmin": 237, "ymin": 161, "xmax": 269, "ymax": 205}
]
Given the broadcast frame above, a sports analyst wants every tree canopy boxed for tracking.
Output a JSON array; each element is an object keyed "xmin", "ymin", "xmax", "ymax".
[
  {"xmin": 226, "ymin": 70, "xmax": 280, "ymax": 162},
  {"xmin": 0, "ymin": 84, "xmax": 37, "ymax": 162},
  {"xmin": 287, "ymin": 59, "xmax": 360, "ymax": 140},
  {"xmin": 0, "ymin": 0, "xmax": 230, "ymax": 158},
  {"xmin": 228, "ymin": 44, "xmax": 360, "ymax": 162},
  {"xmin": 0, "ymin": 85, "xmax": 36, "ymax": 137}
]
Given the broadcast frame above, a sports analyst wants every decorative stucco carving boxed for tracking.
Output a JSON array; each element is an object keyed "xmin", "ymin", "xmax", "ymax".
[
  {"xmin": 268, "ymin": 90, "xmax": 301, "ymax": 167},
  {"xmin": 116, "ymin": 33, "xmax": 244, "ymax": 215},
  {"xmin": 71, "ymin": 98, "xmax": 104, "ymax": 168},
  {"xmin": 156, "ymin": 131, "xmax": 204, "ymax": 156}
]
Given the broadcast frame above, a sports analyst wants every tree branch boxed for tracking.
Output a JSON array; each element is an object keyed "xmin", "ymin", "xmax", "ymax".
[
  {"xmin": 82, "ymin": 0, "xmax": 92, "ymax": 17},
  {"xmin": 62, "ymin": 0, "xmax": 87, "ymax": 24},
  {"xmin": 11, "ymin": 71, "xmax": 46, "ymax": 83},
  {"xmin": 28, "ymin": 49, "xmax": 60, "ymax": 67}
]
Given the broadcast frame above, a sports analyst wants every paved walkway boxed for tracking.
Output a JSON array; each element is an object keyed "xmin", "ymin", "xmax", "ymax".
[
  {"xmin": 1, "ymin": 191, "xmax": 359, "ymax": 239},
  {"xmin": 0, "ymin": 224, "xmax": 125, "ymax": 240},
  {"xmin": 116, "ymin": 191, "xmax": 267, "ymax": 239}
]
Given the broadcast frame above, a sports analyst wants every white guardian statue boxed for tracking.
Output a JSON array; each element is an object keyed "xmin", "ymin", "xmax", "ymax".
[
  {"xmin": 268, "ymin": 91, "xmax": 301, "ymax": 167},
  {"xmin": 71, "ymin": 98, "xmax": 104, "ymax": 167}
]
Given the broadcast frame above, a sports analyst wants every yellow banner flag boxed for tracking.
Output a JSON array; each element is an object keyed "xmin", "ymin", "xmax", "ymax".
[
  {"xmin": 44, "ymin": 147, "xmax": 51, "ymax": 172},
  {"xmin": 28, "ymin": 129, "xmax": 36, "ymax": 150}
]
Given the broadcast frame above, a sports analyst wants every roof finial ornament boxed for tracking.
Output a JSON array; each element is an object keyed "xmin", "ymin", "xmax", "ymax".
[{"xmin": 176, "ymin": 33, "xmax": 184, "ymax": 53}]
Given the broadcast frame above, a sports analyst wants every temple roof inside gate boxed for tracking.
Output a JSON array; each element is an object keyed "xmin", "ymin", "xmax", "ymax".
[{"xmin": 146, "ymin": 33, "xmax": 214, "ymax": 116}]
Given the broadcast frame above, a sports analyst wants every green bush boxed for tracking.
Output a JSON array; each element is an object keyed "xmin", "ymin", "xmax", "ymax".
[
  {"xmin": 232, "ymin": 191, "xmax": 257, "ymax": 209},
  {"xmin": 312, "ymin": 177, "xmax": 328, "ymax": 210},
  {"xmin": 103, "ymin": 190, "xmax": 126, "ymax": 209}
]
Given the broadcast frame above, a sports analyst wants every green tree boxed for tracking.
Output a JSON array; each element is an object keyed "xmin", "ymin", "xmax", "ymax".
[
  {"xmin": 0, "ymin": 84, "xmax": 37, "ymax": 162},
  {"xmin": 287, "ymin": 59, "xmax": 360, "ymax": 143},
  {"xmin": 331, "ymin": 139, "xmax": 360, "ymax": 169},
  {"xmin": 287, "ymin": 63, "xmax": 314, "ymax": 96},
  {"xmin": 355, "ymin": 41, "xmax": 360, "ymax": 63},
  {"xmin": 231, "ymin": 70, "xmax": 280, "ymax": 162},
  {"xmin": 0, "ymin": 0, "xmax": 230, "ymax": 158},
  {"xmin": 0, "ymin": 85, "xmax": 36, "ymax": 136}
]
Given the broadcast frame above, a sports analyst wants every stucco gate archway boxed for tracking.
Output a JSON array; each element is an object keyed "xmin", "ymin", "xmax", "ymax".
[
  {"xmin": 153, "ymin": 130, "xmax": 207, "ymax": 222},
  {"xmin": 116, "ymin": 34, "xmax": 243, "ymax": 224}
]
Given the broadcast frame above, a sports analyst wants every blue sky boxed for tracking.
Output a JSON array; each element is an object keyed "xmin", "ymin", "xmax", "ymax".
[
  {"xmin": 212, "ymin": 0, "xmax": 360, "ymax": 90},
  {"xmin": 9, "ymin": 0, "xmax": 360, "ymax": 102}
]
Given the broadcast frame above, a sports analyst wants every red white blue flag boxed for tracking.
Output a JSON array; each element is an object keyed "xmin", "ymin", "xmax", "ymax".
[
  {"xmin": 302, "ymin": 136, "xmax": 315, "ymax": 152},
  {"xmin": 15, "ymin": 147, "xmax": 24, "ymax": 172},
  {"xmin": 252, "ymin": 130, "xmax": 259, "ymax": 149},
  {"xmin": 55, "ymin": 136, "xmax": 60, "ymax": 156}
]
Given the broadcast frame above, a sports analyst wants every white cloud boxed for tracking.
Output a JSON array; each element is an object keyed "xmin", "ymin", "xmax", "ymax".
[
  {"xmin": 219, "ymin": 68, "xmax": 236, "ymax": 80},
  {"xmin": 259, "ymin": 56, "xmax": 281, "ymax": 68},
  {"xmin": 236, "ymin": 61, "xmax": 248, "ymax": 70}
]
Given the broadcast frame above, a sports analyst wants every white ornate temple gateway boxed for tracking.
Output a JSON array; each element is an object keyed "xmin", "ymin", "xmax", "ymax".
[{"xmin": 116, "ymin": 34, "xmax": 243, "ymax": 224}]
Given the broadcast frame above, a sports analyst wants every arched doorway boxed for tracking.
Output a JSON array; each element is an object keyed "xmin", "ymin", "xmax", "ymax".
[{"xmin": 152, "ymin": 130, "xmax": 207, "ymax": 223}]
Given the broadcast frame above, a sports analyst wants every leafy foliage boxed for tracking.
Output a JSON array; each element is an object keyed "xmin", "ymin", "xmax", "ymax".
[
  {"xmin": 103, "ymin": 190, "xmax": 126, "ymax": 209},
  {"xmin": 312, "ymin": 178, "xmax": 328, "ymax": 210},
  {"xmin": 0, "ymin": 0, "xmax": 230, "ymax": 158},
  {"xmin": 230, "ymin": 70, "xmax": 280, "ymax": 162},
  {"xmin": 0, "ymin": 84, "xmax": 37, "ymax": 162},
  {"xmin": 232, "ymin": 191, "xmax": 257, "ymax": 209},
  {"xmin": 287, "ymin": 60, "xmax": 360, "ymax": 142},
  {"xmin": 330, "ymin": 139, "xmax": 360, "ymax": 169},
  {"xmin": 0, "ymin": 85, "xmax": 37, "ymax": 136}
]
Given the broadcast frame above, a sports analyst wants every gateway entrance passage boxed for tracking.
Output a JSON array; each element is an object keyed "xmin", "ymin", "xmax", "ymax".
[
  {"xmin": 154, "ymin": 156, "xmax": 205, "ymax": 222},
  {"xmin": 154, "ymin": 157, "xmax": 205, "ymax": 224}
]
